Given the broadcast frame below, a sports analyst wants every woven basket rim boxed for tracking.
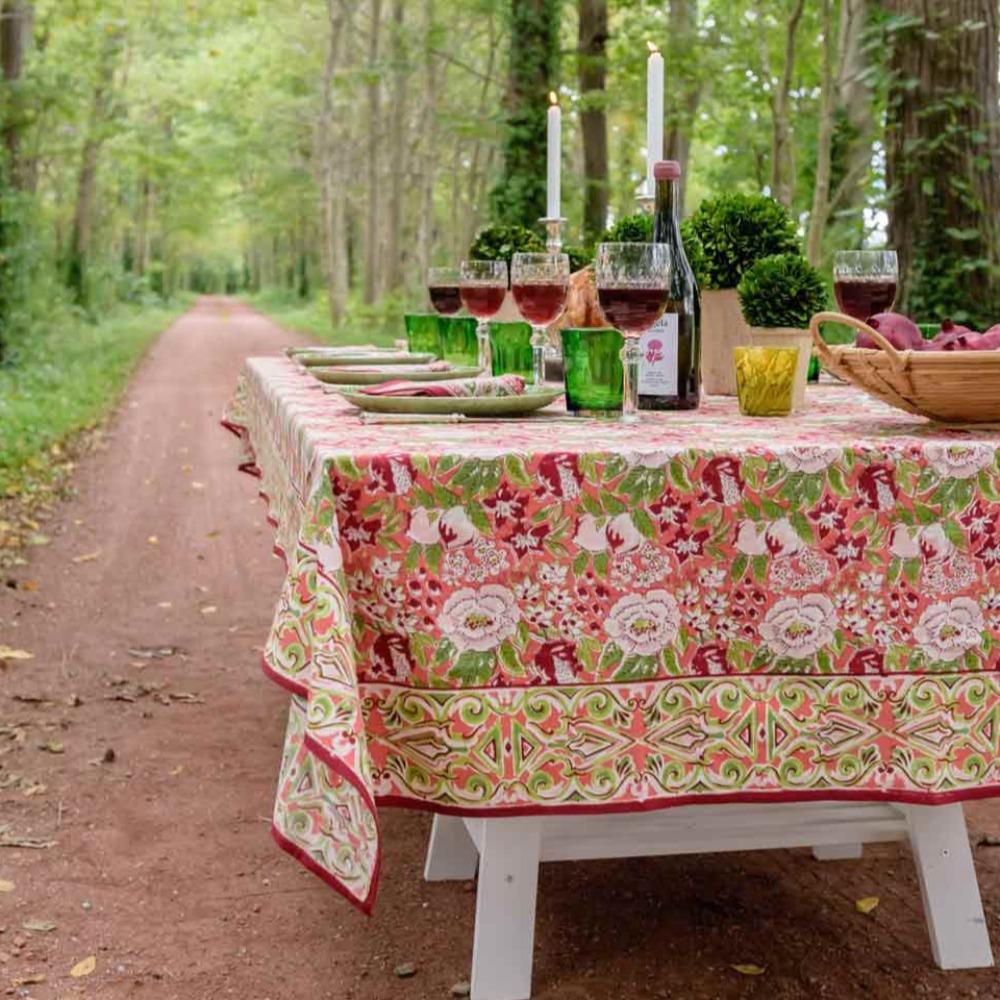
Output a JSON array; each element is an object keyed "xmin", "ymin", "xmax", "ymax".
[{"xmin": 826, "ymin": 343, "xmax": 1000, "ymax": 368}]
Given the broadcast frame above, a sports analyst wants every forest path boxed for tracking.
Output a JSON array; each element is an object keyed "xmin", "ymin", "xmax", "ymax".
[{"xmin": 2, "ymin": 297, "xmax": 999, "ymax": 1000}]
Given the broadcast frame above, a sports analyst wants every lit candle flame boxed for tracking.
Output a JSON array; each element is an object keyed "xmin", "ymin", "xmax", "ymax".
[
  {"xmin": 549, "ymin": 91, "xmax": 558, "ymax": 106},
  {"xmin": 647, "ymin": 40, "xmax": 658, "ymax": 53}
]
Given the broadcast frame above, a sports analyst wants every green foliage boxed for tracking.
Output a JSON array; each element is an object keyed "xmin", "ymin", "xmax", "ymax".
[
  {"xmin": 249, "ymin": 288, "xmax": 401, "ymax": 347},
  {"xmin": 680, "ymin": 219, "xmax": 706, "ymax": 288},
  {"xmin": 687, "ymin": 193, "xmax": 800, "ymax": 290},
  {"xmin": 469, "ymin": 225, "xmax": 545, "ymax": 268},
  {"xmin": 600, "ymin": 213, "xmax": 652, "ymax": 244},
  {"xmin": 489, "ymin": 0, "xmax": 561, "ymax": 229},
  {"xmin": 737, "ymin": 254, "xmax": 828, "ymax": 329},
  {"xmin": 0, "ymin": 303, "xmax": 186, "ymax": 494},
  {"xmin": 564, "ymin": 244, "xmax": 593, "ymax": 271}
]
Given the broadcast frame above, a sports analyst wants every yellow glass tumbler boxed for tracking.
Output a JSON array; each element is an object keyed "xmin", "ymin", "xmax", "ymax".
[{"xmin": 734, "ymin": 346, "xmax": 798, "ymax": 417}]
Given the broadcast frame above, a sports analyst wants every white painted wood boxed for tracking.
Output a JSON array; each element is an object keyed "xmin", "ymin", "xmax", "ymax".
[
  {"xmin": 424, "ymin": 814, "xmax": 480, "ymax": 882},
  {"xmin": 471, "ymin": 818, "xmax": 541, "ymax": 1000},
  {"xmin": 904, "ymin": 804, "xmax": 994, "ymax": 970},
  {"xmin": 812, "ymin": 843, "xmax": 864, "ymax": 861}
]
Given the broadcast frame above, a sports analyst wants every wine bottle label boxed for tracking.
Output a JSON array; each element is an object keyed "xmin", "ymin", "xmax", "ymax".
[{"xmin": 638, "ymin": 314, "xmax": 679, "ymax": 396}]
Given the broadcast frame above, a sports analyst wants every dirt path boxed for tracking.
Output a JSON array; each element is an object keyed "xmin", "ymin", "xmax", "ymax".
[{"xmin": 3, "ymin": 297, "xmax": 1000, "ymax": 1000}]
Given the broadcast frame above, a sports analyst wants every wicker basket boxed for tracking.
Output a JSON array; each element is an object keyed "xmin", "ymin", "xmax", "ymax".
[{"xmin": 809, "ymin": 311, "xmax": 1000, "ymax": 423}]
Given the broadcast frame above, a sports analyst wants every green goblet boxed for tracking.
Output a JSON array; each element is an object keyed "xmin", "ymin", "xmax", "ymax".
[
  {"xmin": 439, "ymin": 316, "xmax": 479, "ymax": 367},
  {"xmin": 560, "ymin": 327, "xmax": 624, "ymax": 416}
]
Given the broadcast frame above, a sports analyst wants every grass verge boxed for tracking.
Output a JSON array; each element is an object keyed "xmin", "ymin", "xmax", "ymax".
[{"xmin": 0, "ymin": 302, "xmax": 188, "ymax": 500}]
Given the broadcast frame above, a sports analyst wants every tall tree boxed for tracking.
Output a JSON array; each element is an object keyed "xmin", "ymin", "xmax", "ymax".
[
  {"xmin": 884, "ymin": 0, "xmax": 1000, "ymax": 326},
  {"xmin": 765, "ymin": 0, "xmax": 806, "ymax": 208},
  {"xmin": 805, "ymin": 0, "xmax": 834, "ymax": 264},
  {"xmin": 362, "ymin": 0, "xmax": 382, "ymax": 305},
  {"xmin": 577, "ymin": 0, "xmax": 608, "ymax": 243},
  {"xmin": 664, "ymin": 0, "xmax": 701, "ymax": 212},
  {"xmin": 490, "ymin": 0, "xmax": 560, "ymax": 229}
]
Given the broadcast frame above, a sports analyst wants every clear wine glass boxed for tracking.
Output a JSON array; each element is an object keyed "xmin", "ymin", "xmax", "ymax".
[
  {"xmin": 427, "ymin": 266, "xmax": 462, "ymax": 316},
  {"xmin": 511, "ymin": 252, "xmax": 570, "ymax": 386},
  {"xmin": 595, "ymin": 242, "xmax": 670, "ymax": 423},
  {"xmin": 459, "ymin": 260, "xmax": 508, "ymax": 372},
  {"xmin": 833, "ymin": 250, "xmax": 898, "ymax": 321}
]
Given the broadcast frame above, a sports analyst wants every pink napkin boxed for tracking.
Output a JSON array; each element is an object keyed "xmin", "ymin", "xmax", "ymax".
[{"xmin": 359, "ymin": 375, "xmax": 526, "ymax": 398}]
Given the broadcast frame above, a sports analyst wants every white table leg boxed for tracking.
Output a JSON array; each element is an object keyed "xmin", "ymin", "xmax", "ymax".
[
  {"xmin": 471, "ymin": 817, "xmax": 542, "ymax": 1000},
  {"xmin": 904, "ymin": 803, "xmax": 994, "ymax": 969},
  {"xmin": 812, "ymin": 843, "xmax": 863, "ymax": 861},
  {"xmin": 424, "ymin": 814, "xmax": 480, "ymax": 882}
]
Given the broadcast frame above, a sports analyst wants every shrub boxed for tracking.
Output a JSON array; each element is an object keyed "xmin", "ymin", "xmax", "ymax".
[
  {"xmin": 737, "ymin": 253, "xmax": 828, "ymax": 329},
  {"xmin": 564, "ymin": 244, "xmax": 594, "ymax": 271},
  {"xmin": 687, "ymin": 193, "xmax": 800, "ymax": 289},
  {"xmin": 469, "ymin": 225, "xmax": 545, "ymax": 268},
  {"xmin": 599, "ymin": 213, "xmax": 652, "ymax": 244}
]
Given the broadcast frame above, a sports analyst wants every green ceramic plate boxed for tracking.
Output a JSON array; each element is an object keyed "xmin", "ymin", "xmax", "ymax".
[
  {"xmin": 339, "ymin": 386, "xmax": 563, "ymax": 417},
  {"xmin": 312, "ymin": 365, "xmax": 482, "ymax": 385},
  {"xmin": 297, "ymin": 351, "xmax": 436, "ymax": 367}
]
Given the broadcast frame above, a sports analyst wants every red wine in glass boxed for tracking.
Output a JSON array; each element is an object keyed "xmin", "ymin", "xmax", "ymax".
[
  {"xmin": 428, "ymin": 285, "xmax": 462, "ymax": 315},
  {"xmin": 834, "ymin": 278, "xmax": 897, "ymax": 320},
  {"xmin": 460, "ymin": 284, "xmax": 506, "ymax": 319},
  {"xmin": 511, "ymin": 282, "xmax": 568, "ymax": 326},
  {"xmin": 597, "ymin": 286, "xmax": 668, "ymax": 333}
]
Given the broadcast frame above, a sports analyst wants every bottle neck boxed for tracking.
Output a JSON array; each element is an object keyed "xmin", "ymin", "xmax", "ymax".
[{"xmin": 654, "ymin": 177, "xmax": 681, "ymax": 233}]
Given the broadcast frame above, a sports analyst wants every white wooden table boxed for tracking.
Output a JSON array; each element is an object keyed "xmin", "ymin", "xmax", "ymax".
[{"xmin": 424, "ymin": 801, "xmax": 993, "ymax": 1000}]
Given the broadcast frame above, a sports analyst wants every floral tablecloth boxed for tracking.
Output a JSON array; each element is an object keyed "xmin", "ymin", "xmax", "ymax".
[{"xmin": 225, "ymin": 354, "xmax": 1000, "ymax": 912}]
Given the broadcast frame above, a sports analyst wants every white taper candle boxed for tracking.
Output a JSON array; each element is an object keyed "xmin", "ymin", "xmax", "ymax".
[{"xmin": 546, "ymin": 91, "xmax": 561, "ymax": 219}]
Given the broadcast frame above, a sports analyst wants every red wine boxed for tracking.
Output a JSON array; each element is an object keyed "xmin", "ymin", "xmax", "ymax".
[
  {"xmin": 460, "ymin": 284, "xmax": 506, "ymax": 319},
  {"xmin": 596, "ymin": 285, "xmax": 667, "ymax": 333},
  {"xmin": 512, "ymin": 281, "xmax": 568, "ymax": 326},
  {"xmin": 642, "ymin": 160, "xmax": 701, "ymax": 411},
  {"xmin": 428, "ymin": 285, "xmax": 462, "ymax": 315},
  {"xmin": 834, "ymin": 278, "xmax": 897, "ymax": 320}
]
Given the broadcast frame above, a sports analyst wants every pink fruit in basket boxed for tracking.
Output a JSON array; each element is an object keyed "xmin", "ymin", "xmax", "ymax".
[
  {"xmin": 970, "ymin": 327, "xmax": 1000, "ymax": 350},
  {"xmin": 856, "ymin": 312, "xmax": 924, "ymax": 351},
  {"xmin": 928, "ymin": 318, "xmax": 980, "ymax": 351}
]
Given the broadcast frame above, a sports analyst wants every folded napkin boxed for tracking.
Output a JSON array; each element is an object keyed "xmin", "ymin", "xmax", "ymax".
[{"xmin": 359, "ymin": 375, "xmax": 526, "ymax": 398}]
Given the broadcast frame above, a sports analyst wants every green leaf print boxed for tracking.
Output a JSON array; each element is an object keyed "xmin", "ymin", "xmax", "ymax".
[
  {"xmin": 598, "ymin": 641, "xmax": 623, "ymax": 673},
  {"xmin": 498, "ymin": 641, "xmax": 525, "ymax": 677},
  {"xmin": 448, "ymin": 650, "xmax": 496, "ymax": 686},
  {"xmin": 614, "ymin": 654, "xmax": 659, "ymax": 681}
]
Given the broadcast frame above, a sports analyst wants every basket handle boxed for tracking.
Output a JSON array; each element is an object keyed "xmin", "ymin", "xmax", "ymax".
[{"xmin": 808, "ymin": 311, "xmax": 908, "ymax": 374}]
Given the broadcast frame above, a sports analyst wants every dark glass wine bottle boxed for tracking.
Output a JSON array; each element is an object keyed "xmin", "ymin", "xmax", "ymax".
[{"xmin": 638, "ymin": 160, "xmax": 701, "ymax": 410}]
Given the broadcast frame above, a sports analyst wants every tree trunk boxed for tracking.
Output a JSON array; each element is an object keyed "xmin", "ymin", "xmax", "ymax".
[
  {"xmin": 490, "ymin": 0, "xmax": 561, "ymax": 228},
  {"xmin": 67, "ymin": 29, "xmax": 119, "ymax": 306},
  {"xmin": 383, "ymin": 0, "xmax": 406, "ymax": 293},
  {"xmin": 362, "ymin": 0, "xmax": 382, "ymax": 305},
  {"xmin": 1, "ymin": 0, "xmax": 30, "ymax": 185},
  {"xmin": 577, "ymin": 0, "xmax": 608, "ymax": 243},
  {"xmin": 414, "ymin": 0, "xmax": 438, "ymax": 285},
  {"xmin": 885, "ymin": 0, "xmax": 1000, "ymax": 326},
  {"xmin": 664, "ymin": 0, "xmax": 701, "ymax": 212},
  {"xmin": 767, "ymin": 0, "xmax": 805, "ymax": 207},
  {"xmin": 805, "ymin": 0, "xmax": 834, "ymax": 264}
]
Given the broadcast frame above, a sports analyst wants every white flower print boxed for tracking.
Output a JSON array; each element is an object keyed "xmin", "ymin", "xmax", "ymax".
[
  {"xmin": 714, "ymin": 618, "xmax": 741, "ymax": 641},
  {"xmin": 843, "ymin": 613, "xmax": 867, "ymax": 636},
  {"xmin": 606, "ymin": 590, "xmax": 681, "ymax": 656},
  {"xmin": 984, "ymin": 589, "xmax": 1000, "ymax": 612},
  {"xmin": 537, "ymin": 563, "xmax": 568, "ymax": 586},
  {"xmin": 833, "ymin": 591, "xmax": 856, "ymax": 612},
  {"xmin": 735, "ymin": 518, "xmax": 801, "ymax": 558},
  {"xmin": 514, "ymin": 579, "xmax": 541, "ymax": 602},
  {"xmin": 913, "ymin": 598, "xmax": 985, "ymax": 662},
  {"xmin": 439, "ymin": 585, "xmax": 520, "ymax": 652},
  {"xmin": 687, "ymin": 610, "xmax": 711, "ymax": 635},
  {"xmin": 759, "ymin": 594, "xmax": 837, "ymax": 659},
  {"xmin": 574, "ymin": 513, "xmax": 642, "ymax": 555},
  {"xmin": 699, "ymin": 567, "xmax": 726, "ymax": 589},
  {"xmin": 371, "ymin": 557, "xmax": 398, "ymax": 580},
  {"xmin": 858, "ymin": 571, "xmax": 883, "ymax": 593},
  {"xmin": 677, "ymin": 583, "xmax": 700, "ymax": 607},
  {"xmin": 924, "ymin": 443, "xmax": 994, "ymax": 480},
  {"xmin": 780, "ymin": 446, "xmax": 840, "ymax": 474},
  {"xmin": 873, "ymin": 621, "xmax": 898, "ymax": 646},
  {"xmin": 704, "ymin": 592, "xmax": 728, "ymax": 616},
  {"xmin": 861, "ymin": 597, "xmax": 885, "ymax": 619},
  {"xmin": 315, "ymin": 540, "xmax": 344, "ymax": 574}
]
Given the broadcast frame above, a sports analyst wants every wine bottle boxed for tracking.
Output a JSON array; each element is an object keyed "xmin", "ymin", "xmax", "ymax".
[{"xmin": 638, "ymin": 160, "xmax": 701, "ymax": 410}]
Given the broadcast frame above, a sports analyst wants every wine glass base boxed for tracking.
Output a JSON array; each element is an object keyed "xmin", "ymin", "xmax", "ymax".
[{"xmin": 620, "ymin": 412, "xmax": 640, "ymax": 425}]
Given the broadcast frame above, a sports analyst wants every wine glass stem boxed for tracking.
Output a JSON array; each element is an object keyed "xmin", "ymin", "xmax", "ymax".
[
  {"xmin": 621, "ymin": 340, "xmax": 641, "ymax": 423},
  {"xmin": 530, "ymin": 326, "xmax": 547, "ymax": 386},
  {"xmin": 476, "ymin": 320, "xmax": 491, "ymax": 373}
]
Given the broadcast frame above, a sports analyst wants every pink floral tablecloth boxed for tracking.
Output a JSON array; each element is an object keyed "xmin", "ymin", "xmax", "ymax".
[{"xmin": 225, "ymin": 354, "xmax": 1000, "ymax": 912}]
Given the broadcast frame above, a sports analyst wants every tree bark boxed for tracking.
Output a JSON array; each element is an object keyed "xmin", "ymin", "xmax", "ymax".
[
  {"xmin": 414, "ymin": 0, "xmax": 438, "ymax": 285},
  {"xmin": 577, "ymin": 0, "xmax": 608, "ymax": 243},
  {"xmin": 383, "ymin": 0, "xmax": 406, "ymax": 293},
  {"xmin": 1, "ymin": 0, "xmax": 31, "ymax": 186},
  {"xmin": 885, "ymin": 0, "xmax": 1000, "ymax": 325},
  {"xmin": 664, "ymin": 0, "xmax": 701, "ymax": 212},
  {"xmin": 766, "ymin": 0, "xmax": 805, "ymax": 207},
  {"xmin": 805, "ymin": 0, "xmax": 834, "ymax": 264},
  {"xmin": 362, "ymin": 0, "xmax": 382, "ymax": 305}
]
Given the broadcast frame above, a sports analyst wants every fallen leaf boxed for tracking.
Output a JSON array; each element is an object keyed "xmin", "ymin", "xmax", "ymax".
[
  {"xmin": 70, "ymin": 955, "xmax": 96, "ymax": 978},
  {"xmin": 127, "ymin": 645, "xmax": 179, "ymax": 660},
  {"xmin": 23, "ymin": 782, "xmax": 47, "ymax": 797},
  {"xmin": 0, "ymin": 879, "xmax": 13, "ymax": 892},
  {"xmin": 855, "ymin": 896, "xmax": 880, "ymax": 915},
  {"xmin": 0, "ymin": 647, "xmax": 33, "ymax": 661},
  {"xmin": 732, "ymin": 964, "xmax": 766, "ymax": 976},
  {"xmin": 12, "ymin": 973, "xmax": 46, "ymax": 986},
  {"xmin": 12, "ymin": 694, "xmax": 50, "ymax": 704},
  {"xmin": 182, "ymin": 464, "xmax": 193, "ymax": 473},
  {"xmin": 71, "ymin": 551, "xmax": 100, "ymax": 563},
  {"xmin": 205, "ymin": 530, "xmax": 221, "ymax": 539},
  {"xmin": 148, "ymin": 535, "xmax": 159, "ymax": 545},
  {"xmin": 169, "ymin": 765, "xmax": 184, "ymax": 776},
  {"xmin": 191, "ymin": 481, "xmax": 205, "ymax": 490},
  {"xmin": 394, "ymin": 962, "xmax": 417, "ymax": 978},
  {"xmin": 28, "ymin": 533, "xmax": 50, "ymax": 547},
  {"xmin": 19, "ymin": 580, "xmax": 39, "ymax": 592},
  {"xmin": 22, "ymin": 918, "xmax": 56, "ymax": 932},
  {"xmin": 37, "ymin": 741, "xmax": 64, "ymax": 754},
  {"xmin": 0, "ymin": 832, "xmax": 56, "ymax": 849},
  {"xmin": 200, "ymin": 605, "xmax": 217, "ymax": 615}
]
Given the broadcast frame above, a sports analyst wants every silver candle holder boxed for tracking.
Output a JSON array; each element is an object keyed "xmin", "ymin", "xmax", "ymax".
[{"xmin": 539, "ymin": 216, "xmax": 566, "ymax": 253}]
